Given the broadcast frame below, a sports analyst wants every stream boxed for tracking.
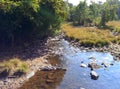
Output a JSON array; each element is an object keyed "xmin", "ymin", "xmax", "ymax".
[{"xmin": 19, "ymin": 38, "xmax": 120, "ymax": 89}]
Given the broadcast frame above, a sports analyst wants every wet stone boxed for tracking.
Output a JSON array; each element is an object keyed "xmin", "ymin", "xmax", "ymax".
[
  {"xmin": 88, "ymin": 62, "xmax": 102, "ymax": 70},
  {"xmin": 80, "ymin": 87, "xmax": 85, "ymax": 89},
  {"xmin": 46, "ymin": 79, "xmax": 54, "ymax": 83},
  {"xmin": 90, "ymin": 71, "xmax": 99, "ymax": 80},
  {"xmin": 101, "ymin": 62, "xmax": 110, "ymax": 68},
  {"xmin": 80, "ymin": 63, "xmax": 87, "ymax": 68}
]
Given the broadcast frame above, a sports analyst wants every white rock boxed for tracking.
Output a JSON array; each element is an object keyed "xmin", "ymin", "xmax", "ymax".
[
  {"xmin": 80, "ymin": 87, "xmax": 85, "ymax": 89},
  {"xmin": 26, "ymin": 71, "xmax": 35, "ymax": 79},
  {"xmin": 80, "ymin": 63, "xmax": 87, "ymax": 68},
  {"xmin": 90, "ymin": 71, "xmax": 99, "ymax": 80},
  {"xmin": 101, "ymin": 62, "xmax": 110, "ymax": 68},
  {"xmin": 89, "ymin": 56, "xmax": 96, "ymax": 60}
]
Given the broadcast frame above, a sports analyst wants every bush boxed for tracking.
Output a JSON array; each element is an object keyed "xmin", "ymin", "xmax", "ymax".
[{"xmin": 0, "ymin": 0, "xmax": 66, "ymax": 46}]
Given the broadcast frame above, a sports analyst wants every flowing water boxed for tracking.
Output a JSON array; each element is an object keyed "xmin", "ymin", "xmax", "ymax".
[{"xmin": 19, "ymin": 39, "xmax": 120, "ymax": 89}]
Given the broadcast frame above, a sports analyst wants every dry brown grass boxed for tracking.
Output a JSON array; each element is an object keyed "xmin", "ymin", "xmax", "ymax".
[
  {"xmin": 0, "ymin": 58, "xmax": 28, "ymax": 76},
  {"xmin": 117, "ymin": 35, "xmax": 120, "ymax": 44},
  {"xmin": 62, "ymin": 23, "xmax": 116, "ymax": 46},
  {"xmin": 106, "ymin": 21, "xmax": 120, "ymax": 33}
]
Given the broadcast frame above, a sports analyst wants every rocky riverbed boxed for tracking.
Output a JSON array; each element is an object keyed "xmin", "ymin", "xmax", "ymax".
[
  {"xmin": 65, "ymin": 37, "xmax": 120, "ymax": 61},
  {"xmin": 0, "ymin": 37, "xmax": 58, "ymax": 89},
  {"xmin": 0, "ymin": 33, "xmax": 120, "ymax": 89},
  {"xmin": 46, "ymin": 33, "xmax": 120, "ymax": 61},
  {"xmin": 0, "ymin": 54, "xmax": 54, "ymax": 89}
]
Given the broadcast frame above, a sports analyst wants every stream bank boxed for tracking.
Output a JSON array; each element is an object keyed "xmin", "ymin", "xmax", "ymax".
[
  {"xmin": 0, "ymin": 33, "xmax": 120, "ymax": 89},
  {"xmin": 0, "ymin": 37, "xmax": 58, "ymax": 89},
  {"xmin": 18, "ymin": 34, "xmax": 120, "ymax": 89},
  {"xmin": 64, "ymin": 36, "xmax": 120, "ymax": 61}
]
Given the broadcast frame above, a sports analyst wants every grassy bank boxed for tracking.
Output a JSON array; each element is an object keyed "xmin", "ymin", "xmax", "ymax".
[
  {"xmin": 106, "ymin": 21, "xmax": 120, "ymax": 33},
  {"xmin": 62, "ymin": 23, "xmax": 118, "ymax": 47},
  {"xmin": 0, "ymin": 58, "xmax": 28, "ymax": 77}
]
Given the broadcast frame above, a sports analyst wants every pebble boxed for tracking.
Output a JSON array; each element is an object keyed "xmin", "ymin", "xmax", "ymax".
[
  {"xmin": 80, "ymin": 87, "xmax": 85, "ymax": 89},
  {"xmin": 101, "ymin": 62, "xmax": 110, "ymax": 68},
  {"xmin": 80, "ymin": 63, "xmax": 87, "ymax": 68},
  {"xmin": 26, "ymin": 71, "xmax": 35, "ymax": 79}
]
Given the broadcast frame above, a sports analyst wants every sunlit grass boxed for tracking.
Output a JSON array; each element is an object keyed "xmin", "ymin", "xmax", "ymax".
[
  {"xmin": 106, "ymin": 21, "xmax": 120, "ymax": 33},
  {"xmin": 0, "ymin": 58, "xmax": 28, "ymax": 76},
  {"xmin": 62, "ymin": 23, "xmax": 116, "ymax": 46},
  {"xmin": 117, "ymin": 35, "xmax": 120, "ymax": 44}
]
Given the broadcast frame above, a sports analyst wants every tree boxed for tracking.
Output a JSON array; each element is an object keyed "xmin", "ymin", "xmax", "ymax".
[
  {"xmin": 100, "ymin": 0, "xmax": 118, "ymax": 27},
  {"xmin": 72, "ymin": 0, "xmax": 89, "ymax": 26},
  {"xmin": 0, "ymin": 0, "xmax": 67, "ymax": 46},
  {"xmin": 89, "ymin": 2, "xmax": 100, "ymax": 26}
]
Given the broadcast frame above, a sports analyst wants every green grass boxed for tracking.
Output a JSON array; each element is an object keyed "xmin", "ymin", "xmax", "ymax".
[
  {"xmin": 62, "ymin": 23, "xmax": 117, "ymax": 47},
  {"xmin": 0, "ymin": 58, "xmax": 28, "ymax": 76}
]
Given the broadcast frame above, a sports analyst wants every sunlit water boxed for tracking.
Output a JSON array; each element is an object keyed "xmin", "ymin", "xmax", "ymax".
[
  {"xmin": 19, "ymin": 39, "xmax": 120, "ymax": 89},
  {"xmin": 55, "ymin": 39, "xmax": 120, "ymax": 89}
]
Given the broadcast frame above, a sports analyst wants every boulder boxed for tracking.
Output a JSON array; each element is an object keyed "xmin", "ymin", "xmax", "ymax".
[{"xmin": 90, "ymin": 71, "xmax": 99, "ymax": 80}]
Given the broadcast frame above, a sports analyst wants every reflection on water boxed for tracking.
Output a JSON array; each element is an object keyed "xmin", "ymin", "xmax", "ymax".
[{"xmin": 19, "ymin": 69, "xmax": 66, "ymax": 89}]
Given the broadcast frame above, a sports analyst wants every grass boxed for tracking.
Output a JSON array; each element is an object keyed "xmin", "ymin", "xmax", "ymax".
[
  {"xmin": 106, "ymin": 21, "xmax": 120, "ymax": 33},
  {"xmin": 117, "ymin": 35, "xmax": 120, "ymax": 44},
  {"xmin": 62, "ymin": 23, "xmax": 117, "ymax": 47},
  {"xmin": 0, "ymin": 58, "xmax": 28, "ymax": 76}
]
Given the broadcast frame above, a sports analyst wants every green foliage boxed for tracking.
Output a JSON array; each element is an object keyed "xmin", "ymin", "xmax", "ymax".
[
  {"xmin": 73, "ymin": 0, "xmax": 91, "ymax": 26},
  {"xmin": 67, "ymin": 0, "xmax": 118, "ymax": 27},
  {"xmin": 100, "ymin": 1, "xmax": 118, "ymax": 27},
  {"xmin": 0, "ymin": 0, "xmax": 67, "ymax": 46}
]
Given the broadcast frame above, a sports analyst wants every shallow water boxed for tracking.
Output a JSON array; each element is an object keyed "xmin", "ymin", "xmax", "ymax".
[{"xmin": 19, "ymin": 39, "xmax": 120, "ymax": 89}]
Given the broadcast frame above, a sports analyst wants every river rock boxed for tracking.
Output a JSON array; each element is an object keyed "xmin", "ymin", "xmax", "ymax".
[
  {"xmin": 41, "ymin": 66, "xmax": 53, "ymax": 71},
  {"xmin": 46, "ymin": 79, "xmax": 54, "ymax": 83},
  {"xmin": 26, "ymin": 71, "xmax": 35, "ymax": 79},
  {"xmin": 101, "ymin": 62, "xmax": 110, "ymax": 68},
  {"xmin": 90, "ymin": 71, "xmax": 99, "ymax": 80},
  {"xmin": 80, "ymin": 87, "xmax": 85, "ymax": 89},
  {"xmin": 80, "ymin": 63, "xmax": 87, "ymax": 68},
  {"xmin": 89, "ymin": 56, "xmax": 96, "ymax": 60},
  {"xmin": 88, "ymin": 62, "xmax": 101, "ymax": 70}
]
